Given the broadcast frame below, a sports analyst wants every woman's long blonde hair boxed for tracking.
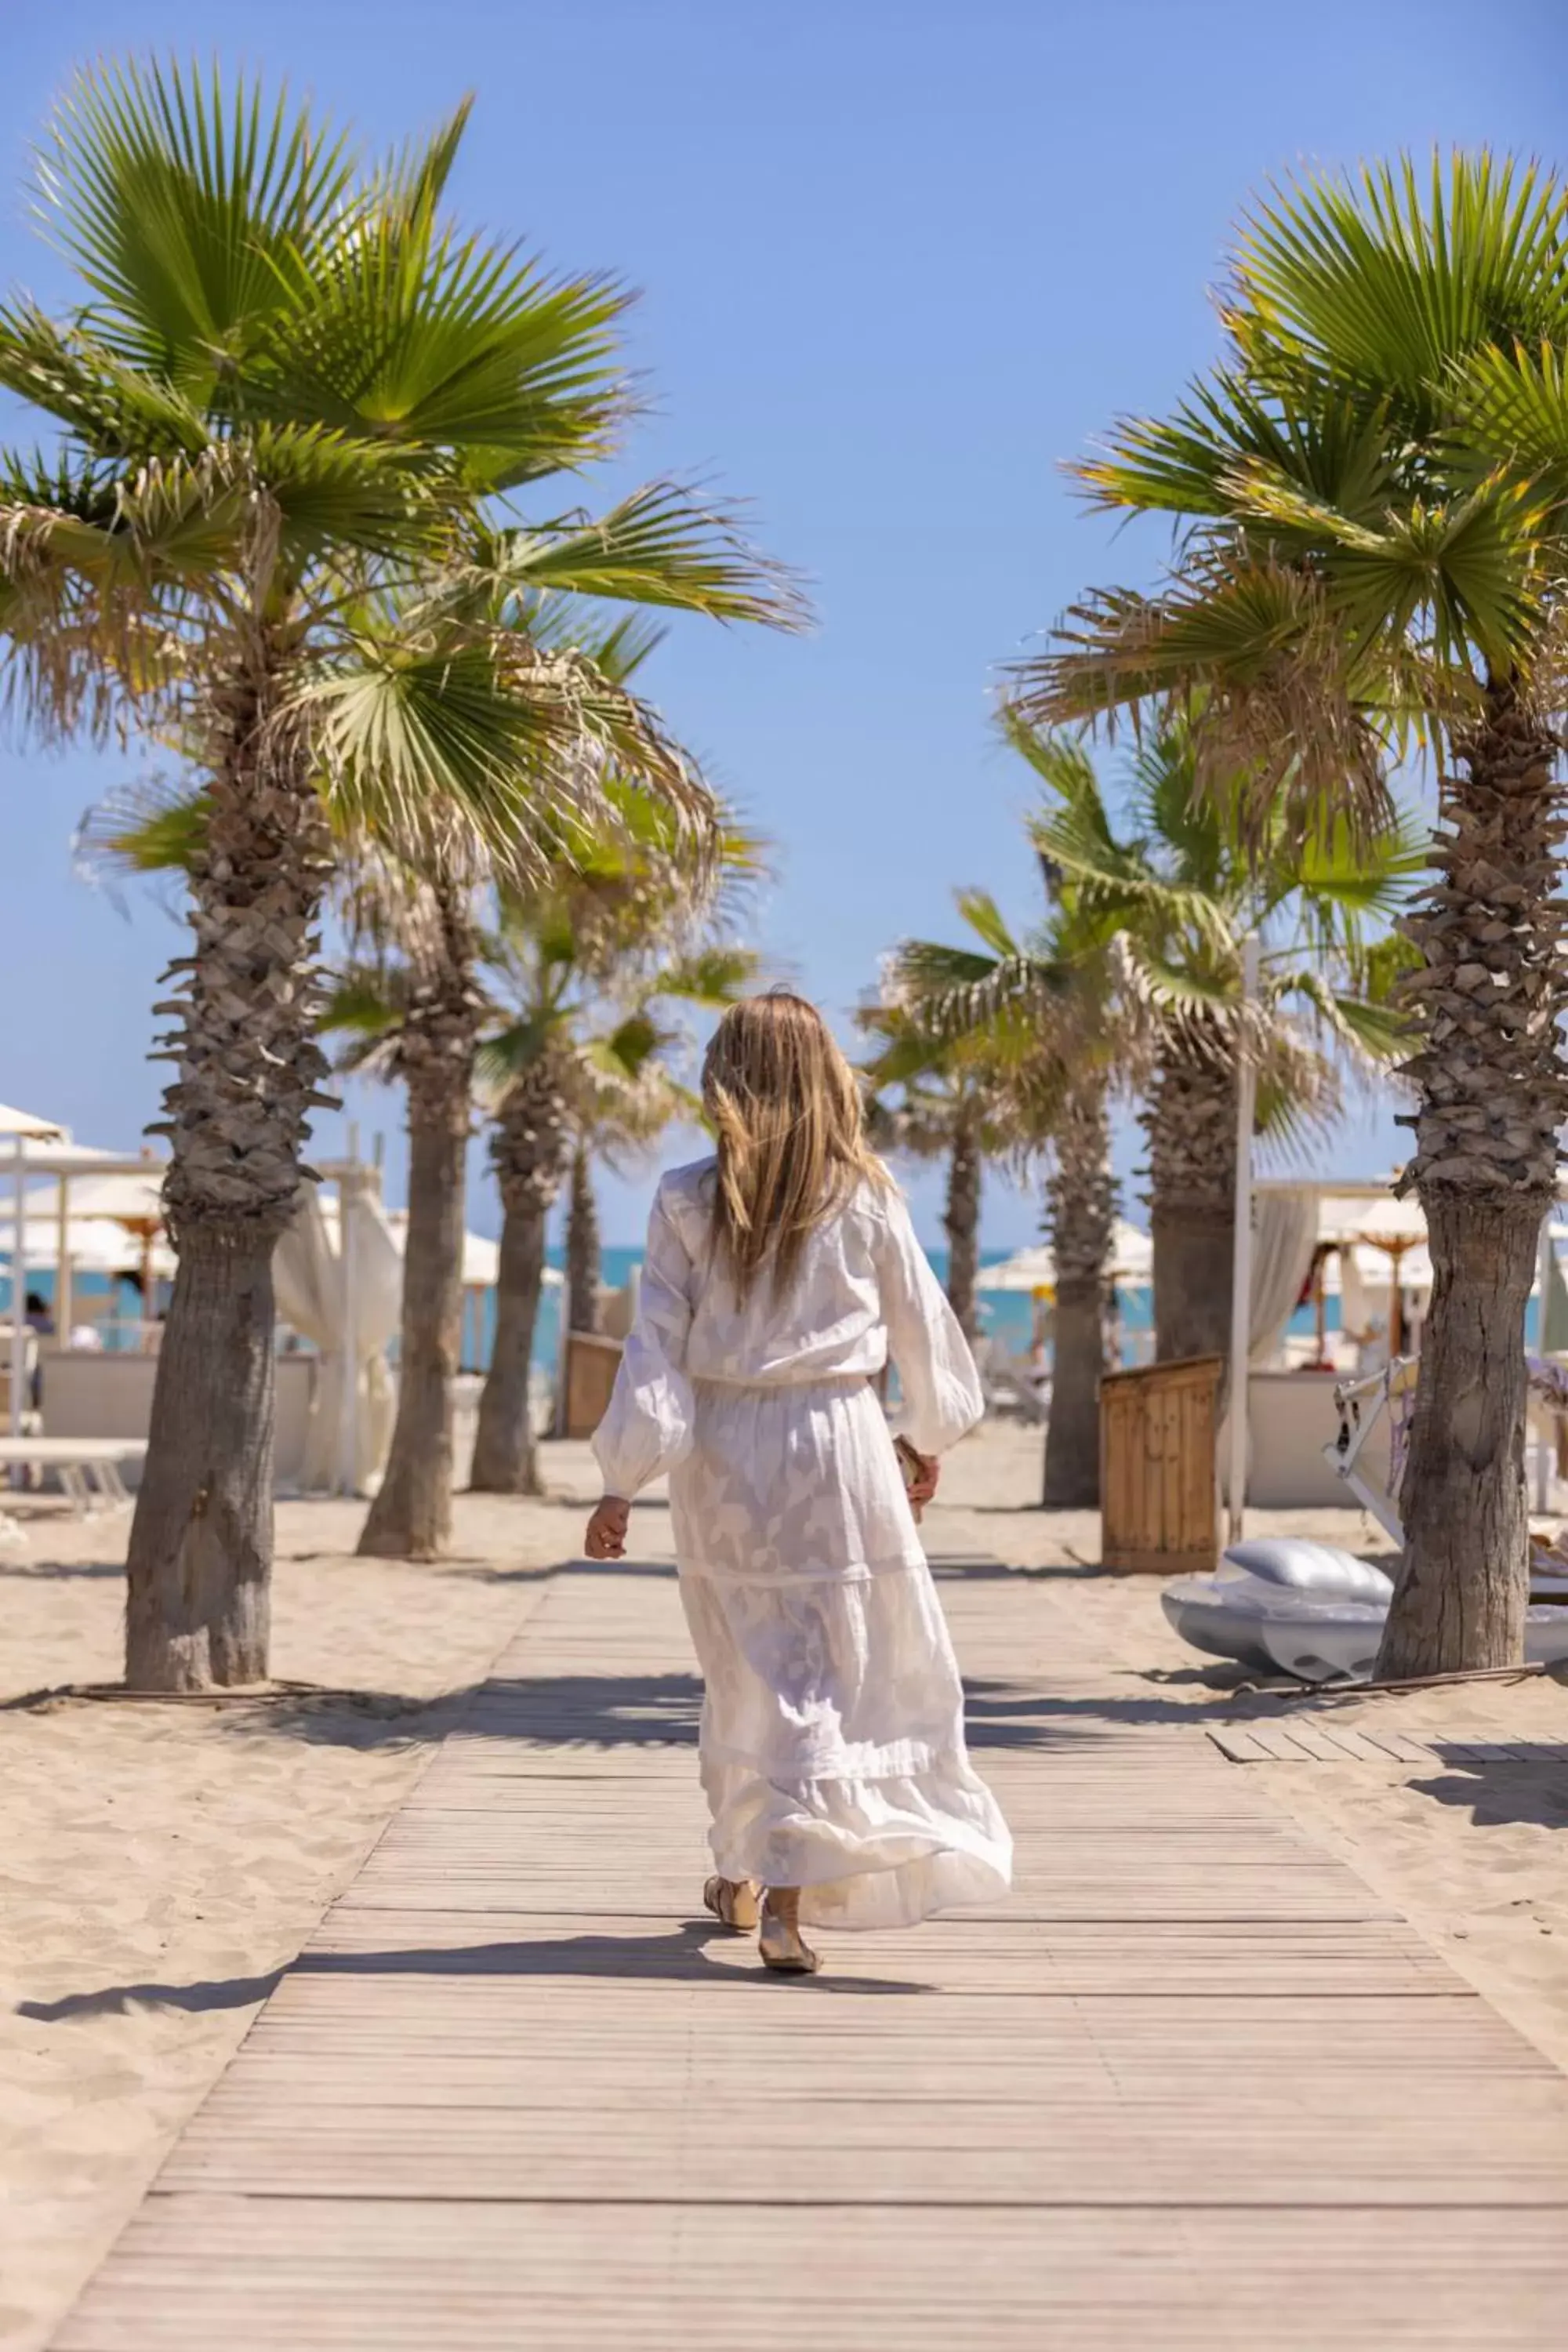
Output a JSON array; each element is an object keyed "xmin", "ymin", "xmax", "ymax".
[{"xmin": 702, "ymin": 991, "xmax": 887, "ymax": 1301}]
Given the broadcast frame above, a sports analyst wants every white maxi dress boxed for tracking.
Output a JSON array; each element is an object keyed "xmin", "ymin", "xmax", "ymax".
[{"xmin": 592, "ymin": 1158, "xmax": 1012, "ymax": 1930}]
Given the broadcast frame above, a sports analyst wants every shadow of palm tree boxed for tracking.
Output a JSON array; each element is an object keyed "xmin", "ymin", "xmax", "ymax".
[
  {"xmin": 0, "ymin": 1559, "xmax": 127, "ymax": 1581},
  {"xmin": 1407, "ymin": 1748, "xmax": 1568, "ymax": 1832},
  {"xmin": 225, "ymin": 1668, "xmax": 705, "ymax": 1751},
  {"xmin": 18, "ymin": 1923, "xmax": 933, "ymax": 2016},
  {"xmin": 19, "ymin": 1969, "xmax": 284, "ymax": 2020},
  {"xmin": 962, "ymin": 1675, "xmax": 1268, "ymax": 1736}
]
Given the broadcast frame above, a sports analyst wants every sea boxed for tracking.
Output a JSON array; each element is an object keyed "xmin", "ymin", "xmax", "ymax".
[
  {"xmin": 524, "ymin": 1245, "xmax": 1330, "ymax": 1381},
  {"xmin": 6, "ymin": 1250, "xmax": 1541, "ymax": 1373}
]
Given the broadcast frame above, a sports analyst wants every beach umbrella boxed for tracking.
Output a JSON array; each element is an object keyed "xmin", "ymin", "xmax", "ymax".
[
  {"xmin": 979, "ymin": 1221, "xmax": 1153, "ymax": 1294},
  {"xmin": 16, "ymin": 1144, "xmax": 172, "ymax": 1348},
  {"xmin": 27, "ymin": 1164, "xmax": 169, "ymax": 1336}
]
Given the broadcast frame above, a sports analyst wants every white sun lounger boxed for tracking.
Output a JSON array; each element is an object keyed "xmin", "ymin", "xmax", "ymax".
[{"xmin": 0, "ymin": 1436, "xmax": 146, "ymax": 1511}]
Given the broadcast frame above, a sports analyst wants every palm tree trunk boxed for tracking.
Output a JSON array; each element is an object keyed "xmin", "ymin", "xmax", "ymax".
[
  {"xmin": 942, "ymin": 1119, "xmax": 982, "ymax": 1342},
  {"xmin": 1378, "ymin": 683, "xmax": 1566, "ymax": 1676},
  {"xmin": 565, "ymin": 1142, "xmax": 601, "ymax": 1335},
  {"xmin": 1145, "ymin": 1033, "xmax": 1236, "ymax": 1365},
  {"xmin": 1043, "ymin": 1076, "xmax": 1114, "ymax": 1507},
  {"xmin": 125, "ymin": 650, "xmax": 332, "ymax": 1691},
  {"xmin": 125, "ymin": 1227, "xmax": 280, "ymax": 1688},
  {"xmin": 470, "ymin": 1058, "xmax": 571, "ymax": 1494},
  {"xmin": 358, "ymin": 888, "xmax": 481, "ymax": 1561}
]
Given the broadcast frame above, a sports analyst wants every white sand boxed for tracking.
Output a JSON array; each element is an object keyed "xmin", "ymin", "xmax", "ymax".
[
  {"xmin": 2, "ymin": 1425, "xmax": 1565, "ymax": 2349},
  {"xmin": 0, "ymin": 1486, "xmax": 579, "ymax": 2352}
]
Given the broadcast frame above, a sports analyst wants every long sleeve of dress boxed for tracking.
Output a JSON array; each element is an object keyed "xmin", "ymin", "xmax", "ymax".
[
  {"xmin": 591, "ymin": 1181, "xmax": 698, "ymax": 1498},
  {"xmin": 875, "ymin": 1186, "xmax": 985, "ymax": 1457}
]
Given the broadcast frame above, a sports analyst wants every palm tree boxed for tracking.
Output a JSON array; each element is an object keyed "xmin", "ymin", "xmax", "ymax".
[
  {"xmin": 877, "ymin": 886, "xmax": 1114, "ymax": 1507},
  {"xmin": 470, "ymin": 826, "xmax": 762, "ymax": 1495},
  {"xmin": 318, "ymin": 859, "xmax": 489, "ymax": 1555},
  {"xmin": 350, "ymin": 634, "xmax": 752, "ymax": 1560},
  {"xmin": 1025, "ymin": 717, "xmax": 1416, "ymax": 1369},
  {"xmin": 0, "ymin": 62, "xmax": 799, "ymax": 1686},
  {"xmin": 859, "ymin": 972, "xmax": 1041, "ymax": 1345},
  {"xmin": 1015, "ymin": 154, "xmax": 1568, "ymax": 1672},
  {"xmin": 896, "ymin": 714, "xmax": 1413, "ymax": 1491},
  {"xmin": 560, "ymin": 1011, "xmax": 699, "ymax": 1340}
]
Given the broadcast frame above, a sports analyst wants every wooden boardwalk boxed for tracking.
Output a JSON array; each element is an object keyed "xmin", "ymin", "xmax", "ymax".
[{"xmin": 56, "ymin": 1563, "xmax": 1568, "ymax": 2350}]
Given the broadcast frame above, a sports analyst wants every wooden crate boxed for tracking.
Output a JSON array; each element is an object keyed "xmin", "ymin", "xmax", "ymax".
[
  {"xmin": 562, "ymin": 1330, "xmax": 624, "ymax": 1439},
  {"xmin": 1100, "ymin": 1354, "xmax": 1222, "ymax": 1573}
]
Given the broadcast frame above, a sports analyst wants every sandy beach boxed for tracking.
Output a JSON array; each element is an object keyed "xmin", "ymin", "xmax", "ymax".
[{"xmin": 2, "ymin": 1422, "xmax": 1566, "ymax": 2349}]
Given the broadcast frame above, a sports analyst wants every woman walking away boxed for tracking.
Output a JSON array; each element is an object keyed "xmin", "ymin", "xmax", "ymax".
[{"xmin": 583, "ymin": 993, "xmax": 1011, "ymax": 1975}]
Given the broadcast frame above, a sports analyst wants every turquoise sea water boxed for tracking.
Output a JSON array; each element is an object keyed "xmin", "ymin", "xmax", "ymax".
[
  {"xmin": 7, "ymin": 1250, "xmax": 1541, "ymax": 1374},
  {"xmin": 526, "ymin": 1245, "xmax": 1544, "ymax": 1377},
  {"xmin": 523, "ymin": 1245, "xmax": 1066, "ymax": 1377}
]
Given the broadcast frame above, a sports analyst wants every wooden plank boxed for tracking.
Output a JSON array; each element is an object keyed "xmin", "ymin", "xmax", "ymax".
[
  {"xmin": 51, "ymin": 1564, "xmax": 1568, "ymax": 2352},
  {"xmin": 53, "ymin": 2204, "xmax": 1568, "ymax": 2351}
]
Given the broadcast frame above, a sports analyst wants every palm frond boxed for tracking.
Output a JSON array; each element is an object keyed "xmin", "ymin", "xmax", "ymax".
[
  {"xmin": 1232, "ymin": 151, "xmax": 1568, "ymax": 423},
  {"xmin": 653, "ymin": 943, "xmax": 764, "ymax": 1005},
  {"xmin": 473, "ymin": 481, "xmax": 809, "ymax": 628},
  {"xmin": 34, "ymin": 56, "xmax": 360, "ymax": 394},
  {"xmin": 72, "ymin": 775, "xmax": 209, "ymax": 896},
  {"xmin": 951, "ymin": 888, "xmax": 1018, "ymax": 959}
]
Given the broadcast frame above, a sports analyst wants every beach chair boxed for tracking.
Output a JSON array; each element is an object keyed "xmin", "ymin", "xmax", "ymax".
[
  {"xmin": 975, "ymin": 1339, "xmax": 1050, "ymax": 1425},
  {"xmin": 0, "ymin": 1436, "xmax": 144, "ymax": 1509},
  {"xmin": 1326, "ymin": 1354, "xmax": 1568, "ymax": 1598}
]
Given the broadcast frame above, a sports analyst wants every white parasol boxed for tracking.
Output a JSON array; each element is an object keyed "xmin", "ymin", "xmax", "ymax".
[{"xmin": 978, "ymin": 1220, "xmax": 1153, "ymax": 1296}]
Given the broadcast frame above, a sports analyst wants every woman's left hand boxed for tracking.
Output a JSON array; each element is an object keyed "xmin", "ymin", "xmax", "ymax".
[{"xmin": 906, "ymin": 1450, "xmax": 939, "ymax": 1510}]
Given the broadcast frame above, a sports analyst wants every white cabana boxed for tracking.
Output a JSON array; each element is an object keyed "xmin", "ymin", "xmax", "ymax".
[
  {"xmin": 2, "ymin": 1215, "xmax": 176, "ymax": 1281},
  {"xmin": 0, "ymin": 1105, "xmax": 64, "ymax": 1138},
  {"xmin": 4, "ymin": 1105, "xmax": 66, "ymax": 1439},
  {"xmin": 1258, "ymin": 1175, "xmax": 1568, "ymax": 1369},
  {"xmin": 272, "ymin": 1167, "xmax": 552, "ymax": 1494},
  {"xmin": 19, "ymin": 1153, "xmax": 172, "ymax": 1351},
  {"xmin": 274, "ymin": 1173, "xmax": 405, "ymax": 1495},
  {"xmin": 980, "ymin": 1220, "xmax": 1154, "ymax": 1294}
]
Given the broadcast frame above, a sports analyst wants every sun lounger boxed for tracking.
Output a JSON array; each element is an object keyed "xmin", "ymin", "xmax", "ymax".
[
  {"xmin": 1163, "ymin": 1535, "xmax": 1568, "ymax": 1684},
  {"xmin": 0, "ymin": 1436, "xmax": 145, "ymax": 1511}
]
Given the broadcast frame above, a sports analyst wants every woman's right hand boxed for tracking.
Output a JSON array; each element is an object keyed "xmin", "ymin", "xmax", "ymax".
[{"xmin": 584, "ymin": 1496, "xmax": 631, "ymax": 1561}]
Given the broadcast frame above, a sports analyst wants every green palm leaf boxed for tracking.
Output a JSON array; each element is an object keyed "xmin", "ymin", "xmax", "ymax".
[
  {"xmin": 475, "ymin": 482, "xmax": 808, "ymax": 627},
  {"xmin": 37, "ymin": 58, "xmax": 359, "ymax": 394},
  {"xmin": 1232, "ymin": 153, "xmax": 1568, "ymax": 419}
]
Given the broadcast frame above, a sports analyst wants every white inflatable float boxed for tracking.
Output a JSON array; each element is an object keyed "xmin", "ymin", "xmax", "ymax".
[{"xmin": 1163, "ymin": 1537, "xmax": 1568, "ymax": 1685}]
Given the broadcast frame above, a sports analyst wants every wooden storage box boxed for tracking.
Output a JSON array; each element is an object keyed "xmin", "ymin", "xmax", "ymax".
[{"xmin": 1100, "ymin": 1354, "xmax": 1222, "ymax": 1573}]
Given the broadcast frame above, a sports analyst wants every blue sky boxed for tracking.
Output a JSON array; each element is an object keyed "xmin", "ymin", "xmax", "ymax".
[{"xmin": 2, "ymin": 0, "xmax": 1563, "ymax": 1247}]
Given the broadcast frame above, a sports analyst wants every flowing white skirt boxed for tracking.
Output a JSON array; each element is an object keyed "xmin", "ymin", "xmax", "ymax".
[{"xmin": 670, "ymin": 1377, "xmax": 1012, "ymax": 1929}]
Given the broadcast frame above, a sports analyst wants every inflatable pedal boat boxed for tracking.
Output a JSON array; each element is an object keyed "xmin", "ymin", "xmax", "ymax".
[{"xmin": 1163, "ymin": 1537, "xmax": 1568, "ymax": 1685}]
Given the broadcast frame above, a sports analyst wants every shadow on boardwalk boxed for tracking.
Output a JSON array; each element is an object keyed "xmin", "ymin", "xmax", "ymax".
[{"xmin": 18, "ymin": 1923, "xmax": 934, "ymax": 2021}]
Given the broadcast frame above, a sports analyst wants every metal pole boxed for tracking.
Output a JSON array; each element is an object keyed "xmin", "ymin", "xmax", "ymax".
[
  {"xmin": 1537, "ymin": 1208, "xmax": 1555, "ymax": 1512},
  {"xmin": 10, "ymin": 1134, "xmax": 27, "ymax": 1439},
  {"xmin": 339, "ymin": 1122, "xmax": 360, "ymax": 1497},
  {"xmin": 56, "ymin": 1174, "xmax": 72, "ymax": 1346},
  {"xmin": 1226, "ymin": 937, "xmax": 1261, "ymax": 1548},
  {"xmin": 139, "ymin": 1228, "xmax": 155, "ymax": 1349}
]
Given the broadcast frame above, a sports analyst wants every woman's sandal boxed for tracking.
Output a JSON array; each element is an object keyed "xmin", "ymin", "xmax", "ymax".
[
  {"xmin": 702, "ymin": 1875, "xmax": 759, "ymax": 1932},
  {"xmin": 758, "ymin": 1899, "xmax": 821, "ymax": 1976}
]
